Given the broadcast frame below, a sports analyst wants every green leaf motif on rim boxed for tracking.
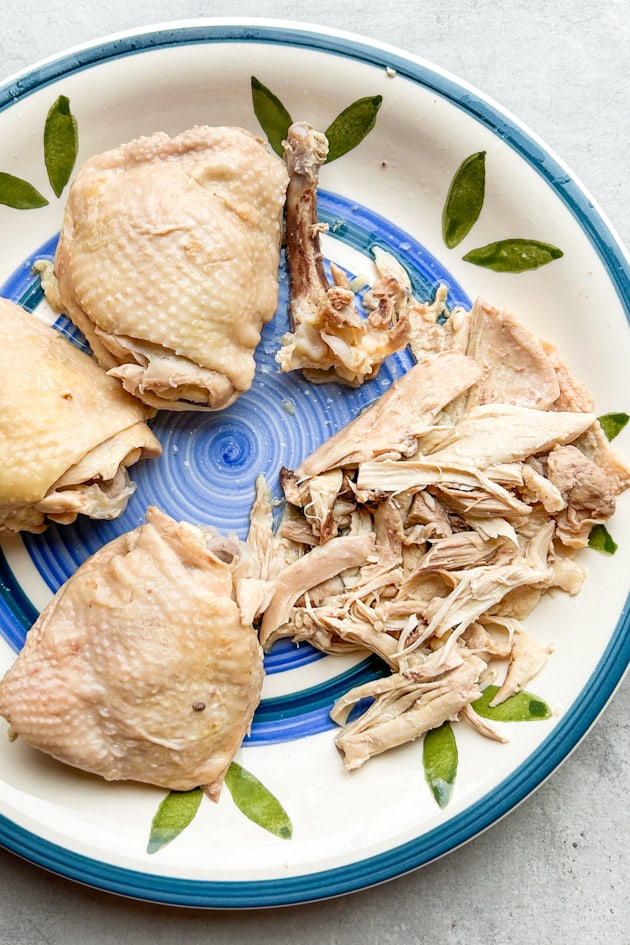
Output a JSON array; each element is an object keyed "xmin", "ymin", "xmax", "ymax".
[
  {"xmin": 0, "ymin": 172, "xmax": 48, "ymax": 210},
  {"xmin": 324, "ymin": 95, "xmax": 383, "ymax": 163},
  {"xmin": 442, "ymin": 150, "xmax": 486, "ymax": 248},
  {"xmin": 147, "ymin": 787, "xmax": 203, "ymax": 854},
  {"xmin": 225, "ymin": 762, "xmax": 293, "ymax": 839},
  {"xmin": 598, "ymin": 412, "xmax": 629, "ymax": 442},
  {"xmin": 44, "ymin": 94, "xmax": 78, "ymax": 198},
  {"xmin": 422, "ymin": 721, "xmax": 458, "ymax": 809},
  {"xmin": 588, "ymin": 523, "xmax": 618, "ymax": 555},
  {"xmin": 463, "ymin": 238, "xmax": 564, "ymax": 272},
  {"xmin": 472, "ymin": 686, "xmax": 552, "ymax": 722},
  {"xmin": 250, "ymin": 78, "xmax": 382, "ymax": 164},
  {"xmin": 250, "ymin": 76, "xmax": 293, "ymax": 159}
]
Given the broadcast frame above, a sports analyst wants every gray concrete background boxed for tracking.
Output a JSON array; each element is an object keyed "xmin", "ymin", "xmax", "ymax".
[{"xmin": 0, "ymin": 1, "xmax": 628, "ymax": 942}]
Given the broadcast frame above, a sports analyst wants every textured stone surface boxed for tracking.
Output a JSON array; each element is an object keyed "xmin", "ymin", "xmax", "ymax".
[{"xmin": 0, "ymin": 2, "xmax": 628, "ymax": 942}]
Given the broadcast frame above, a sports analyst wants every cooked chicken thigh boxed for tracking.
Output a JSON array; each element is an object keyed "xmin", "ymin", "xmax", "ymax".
[
  {"xmin": 0, "ymin": 507, "xmax": 264, "ymax": 796},
  {"xmin": 44, "ymin": 126, "xmax": 288, "ymax": 411},
  {"xmin": 0, "ymin": 298, "xmax": 161, "ymax": 534}
]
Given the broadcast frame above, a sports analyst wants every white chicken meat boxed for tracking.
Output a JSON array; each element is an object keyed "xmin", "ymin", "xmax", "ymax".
[{"xmin": 249, "ymin": 278, "xmax": 630, "ymax": 770}]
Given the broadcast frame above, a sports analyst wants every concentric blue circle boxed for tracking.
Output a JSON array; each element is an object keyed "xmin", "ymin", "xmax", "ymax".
[{"xmin": 0, "ymin": 19, "xmax": 628, "ymax": 910}]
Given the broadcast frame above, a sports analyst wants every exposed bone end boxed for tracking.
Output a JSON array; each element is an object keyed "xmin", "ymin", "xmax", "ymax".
[{"xmin": 283, "ymin": 122, "xmax": 329, "ymax": 178}]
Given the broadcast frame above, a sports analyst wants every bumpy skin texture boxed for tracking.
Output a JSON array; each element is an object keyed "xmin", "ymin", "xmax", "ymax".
[
  {"xmin": 0, "ymin": 508, "xmax": 264, "ymax": 796},
  {"xmin": 0, "ymin": 298, "xmax": 161, "ymax": 533},
  {"xmin": 51, "ymin": 125, "xmax": 288, "ymax": 410}
]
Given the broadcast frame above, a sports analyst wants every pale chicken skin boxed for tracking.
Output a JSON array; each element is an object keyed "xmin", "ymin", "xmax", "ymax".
[
  {"xmin": 45, "ymin": 125, "xmax": 288, "ymax": 411},
  {"xmin": 0, "ymin": 298, "xmax": 161, "ymax": 534},
  {"xmin": 0, "ymin": 507, "xmax": 264, "ymax": 797}
]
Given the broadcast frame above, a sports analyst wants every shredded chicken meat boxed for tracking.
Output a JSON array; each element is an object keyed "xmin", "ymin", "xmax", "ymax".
[{"xmin": 249, "ymin": 277, "xmax": 630, "ymax": 770}]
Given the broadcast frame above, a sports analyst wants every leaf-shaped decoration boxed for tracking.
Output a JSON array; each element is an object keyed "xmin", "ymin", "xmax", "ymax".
[
  {"xmin": 224, "ymin": 762, "xmax": 292, "ymax": 839},
  {"xmin": 251, "ymin": 76, "xmax": 293, "ymax": 158},
  {"xmin": 473, "ymin": 685, "xmax": 552, "ymax": 721},
  {"xmin": 598, "ymin": 412, "xmax": 629, "ymax": 442},
  {"xmin": 442, "ymin": 151, "xmax": 486, "ymax": 248},
  {"xmin": 0, "ymin": 172, "xmax": 48, "ymax": 209},
  {"xmin": 324, "ymin": 95, "xmax": 383, "ymax": 163},
  {"xmin": 147, "ymin": 787, "xmax": 203, "ymax": 854},
  {"xmin": 463, "ymin": 238, "xmax": 563, "ymax": 272},
  {"xmin": 423, "ymin": 721, "xmax": 458, "ymax": 809},
  {"xmin": 44, "ymin": 95, "xmax": 78, "ymax": 198},
  {"xmin": 588, "ymin": 523, "xmax": 618, "ymax": 555}
]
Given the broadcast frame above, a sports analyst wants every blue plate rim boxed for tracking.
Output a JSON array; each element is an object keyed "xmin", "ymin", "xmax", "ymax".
[{"xmin": 0, "ymin": 18, "xmax": 628, "ymax": 908}]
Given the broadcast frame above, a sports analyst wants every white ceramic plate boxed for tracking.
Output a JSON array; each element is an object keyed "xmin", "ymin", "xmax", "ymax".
[{"xmin": 0, "ymin": 19, "xmax": 628, "ymax": 908}]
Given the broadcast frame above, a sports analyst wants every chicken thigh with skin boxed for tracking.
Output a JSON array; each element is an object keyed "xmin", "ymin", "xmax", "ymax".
[
  {"xmin": 44, "ymin": 125, "xmax": 288, "ymax": 411},
  {"xmin": 0, "ymin": 298, "xmax": 161, "ymax": 534},
  {"xmin": 0, "ymin": 507, "xmax": 264, "ymax": 796}
]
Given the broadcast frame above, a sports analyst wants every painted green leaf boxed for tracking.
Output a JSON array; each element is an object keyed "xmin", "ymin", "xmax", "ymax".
[
  {"xmin": 0, "ymin": 172, "xmax": 48, "ymax": 209},
  {"xmin": 472, "ymin": 685, "xmax": 552, "ymax": 721},
  {"xmin": 147, "ymin": 787, "xmax": 203, "ymax": 854},
  {"xmin": 463, "ymin": 238, "xmax": 563, "ymax": 272},
  {"xmin": 598, "ymin": 412, "xmax": 629, "ymax": 442},
  {"xmin": 251, "ymin": 76, "xmax": 293, "ymax": 158},
  {"xmin": 44, "ymin": 95, "xmax": 78, "ymax": 198},
  {"xmin": 423, "ymin": 721, "xmax": 458, "ymax": 809},
  {"xmin": 442, "ymin": 151, "xmax": 486, "ymax": 248},
  {"xmin": 588, "ymin": 523, "xmax": 618, "ymax": 555},
  {"xmin": 225, "ymin": 762, "xmax": 292, "ymax": 839},
  {"xmin": 325, "ymin": 95, "xmax": 383, "ymax": 163}
]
